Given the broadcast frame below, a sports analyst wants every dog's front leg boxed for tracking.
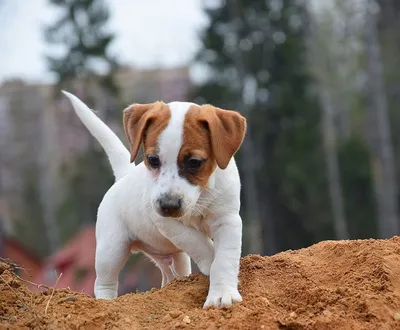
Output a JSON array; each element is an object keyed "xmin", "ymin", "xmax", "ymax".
[
  {"xmin": 153, "ymin": 218, "xmax": 214, "ymax": 276},
  {"xmin": 203, "ymin": 213, "xmax": 243, "ymax": 308}
]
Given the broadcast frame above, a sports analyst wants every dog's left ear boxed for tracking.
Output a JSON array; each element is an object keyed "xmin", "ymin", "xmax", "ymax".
[
  {"xmin": 123, "ymin": 103, "xmax": 158, "ymax": 163},
  {"xmin": 199, "ymin": 105, "xmax": 247, "ymax": 169}
]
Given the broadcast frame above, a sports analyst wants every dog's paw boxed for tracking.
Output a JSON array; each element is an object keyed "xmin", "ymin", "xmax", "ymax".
[
  {"xmin": 94, "ymin": 289, "xmax": 117, "ymax": 299},
  {"xmin": 203, "ymin": 287, "xmax": 242, "ymax": 308},
  {"xmin": 94, "ymin": 282, "xmax": 118, "ymax": 300}
]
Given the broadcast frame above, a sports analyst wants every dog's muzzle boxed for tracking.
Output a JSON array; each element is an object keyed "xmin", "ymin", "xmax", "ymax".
[{"xmin": 156, "ymin": 193, "xmax": 183, "ymax": 218}]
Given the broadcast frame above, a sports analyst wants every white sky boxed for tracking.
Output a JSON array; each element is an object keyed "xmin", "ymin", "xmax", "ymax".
[{"xmin": 0, "ymin": 0, "xmax": 208, "ymax": 84}]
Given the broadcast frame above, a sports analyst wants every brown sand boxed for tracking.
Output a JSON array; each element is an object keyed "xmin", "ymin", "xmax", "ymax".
[{"xmin": 2, "ymin": 237, "xmax": 400, "ymax": 330}]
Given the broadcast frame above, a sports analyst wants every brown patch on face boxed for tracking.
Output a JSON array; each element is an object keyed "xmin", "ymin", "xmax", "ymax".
[
  {"xmin": 198, "ymin": 104, "xmax": 246, "ymax": 169},
  {"xmin": 178, "ymin": 104, "xmax": 247, "ymax": 188},
  {"xmin": 123, "ymin": 102, "xmax": 171, "ymax": 166},
  {"xmin": 179, "ymin": 105, "xmax": 217, "ymax": 189}
]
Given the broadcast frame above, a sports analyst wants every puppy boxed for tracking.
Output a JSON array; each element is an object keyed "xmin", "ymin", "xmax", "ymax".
[{"xmin": 62, "ymin": 91, "xmax": 246, "ymax": 308}]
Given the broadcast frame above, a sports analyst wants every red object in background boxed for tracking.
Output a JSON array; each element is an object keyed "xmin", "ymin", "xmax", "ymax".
[
  {"xmin": 33, "ymin": 225, "xmax": 98, "ymax": 296},
  {"xmin": 3, "ymin": 237, "xmax": 42, "ymax": 281}
]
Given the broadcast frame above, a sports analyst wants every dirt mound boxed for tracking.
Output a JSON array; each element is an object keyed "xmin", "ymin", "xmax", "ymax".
[{"xmin": 2, "ymin": 237, "xmax": 400, "ymax": 330}]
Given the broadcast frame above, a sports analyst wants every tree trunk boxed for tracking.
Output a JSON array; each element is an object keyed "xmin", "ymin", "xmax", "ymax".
[
  {"xmin": 319, "ymin": 88, "xmax": 350, "ymax": 239},
  {"xmin": 364, "ymin": 0, "xmax": 399, "ymax": 238},
  {"xmin": 307, "ymin": 5, "xmax": 349, "ymax": 240},
  {"xmin": 40, "ymin": 103, "xmax": 60, "ymax": 253},
  {"xmin": 227, "ymin": 0, "xmax": 276, "ymax": 255}
]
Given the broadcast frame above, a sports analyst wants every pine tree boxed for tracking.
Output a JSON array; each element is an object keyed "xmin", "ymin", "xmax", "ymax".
[{"xmin": 45, "ymin": 0, "xmax": 119, "ymax": 96}]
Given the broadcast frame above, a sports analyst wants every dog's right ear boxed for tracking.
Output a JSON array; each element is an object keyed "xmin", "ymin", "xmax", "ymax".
[{"xmin": 123, "ymin": 103, "xmax": 156, "ymax": 163}]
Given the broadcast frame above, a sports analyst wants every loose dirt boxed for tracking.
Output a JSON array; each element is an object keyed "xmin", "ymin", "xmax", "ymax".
[{"xmin": 2, "ymin": 237, "xmax": 400, "ymax": 329}]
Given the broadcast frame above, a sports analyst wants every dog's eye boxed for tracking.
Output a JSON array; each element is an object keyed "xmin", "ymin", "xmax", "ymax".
[
  {"xmin": 147, "ymin": 155, "xmax": 161, "ymax": 168},
  {"xmin": 188, "ymin": 158, "xmax": 203, "ymax": 169}
]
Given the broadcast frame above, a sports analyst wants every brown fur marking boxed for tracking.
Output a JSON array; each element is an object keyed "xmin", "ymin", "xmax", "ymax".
[
  {"xmin": 123, "ymin": 102, "xmax": 171, "ymax": 165},
  {"xmin": 179, "ymin": 104, "xmax": 246, "ymax": 187}
]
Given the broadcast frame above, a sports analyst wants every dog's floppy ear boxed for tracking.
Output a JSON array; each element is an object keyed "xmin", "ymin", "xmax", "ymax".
[
  {"xmin": 198, "ymin": 105, "xmax": 246, "ymax": 169},
  {"xmin": 123, "ymin": 103, "xmax": 156, "ymax": 163}
]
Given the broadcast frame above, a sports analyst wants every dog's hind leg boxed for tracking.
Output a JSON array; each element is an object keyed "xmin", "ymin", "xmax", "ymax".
[
  {"xmin": 94, "ymin": 219, "xmax": 131, "ymax": 299},
  {"xmin": 171, "ymin": 252, "xmax": 191, "ymax": 278},
  {"xmin": 144, "ymin": 252, "xmax": 175, "ymax": 287}
]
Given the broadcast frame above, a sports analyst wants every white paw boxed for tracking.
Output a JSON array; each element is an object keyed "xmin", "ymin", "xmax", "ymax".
[
  {"xmin": 203, "ymin": 286, "xmax": 242, "ymax": 308},
  {"xmin": 94, "ymin": 280, "xmax": 118, "ymax": 299},
  {"xmin": 94, "ymin": 288, "xmax": 117, "ymax": 299}
]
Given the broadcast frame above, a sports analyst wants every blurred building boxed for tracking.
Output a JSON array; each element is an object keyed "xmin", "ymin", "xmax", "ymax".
[{"xmin": 0, "ymin": 235, "xmax": 43, "ymax": 282}]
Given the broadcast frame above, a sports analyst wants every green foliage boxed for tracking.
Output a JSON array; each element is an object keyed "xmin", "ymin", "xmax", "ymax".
[
  {"xmin": 338, "ymin": 138, "xmax": 377, "ymax": 238},
  {"xmin": 15, "ymin": 170, "xmax": 48, "ymax": 257},
  {"xmin": 57, "ymin": 148, "xmax": 114, "ymax": 244}
]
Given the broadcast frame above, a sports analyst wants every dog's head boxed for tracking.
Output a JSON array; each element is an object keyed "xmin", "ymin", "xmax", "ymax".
[{"xmin": 123, "ymin": 101, "xmax": 246, "ymax": 218}]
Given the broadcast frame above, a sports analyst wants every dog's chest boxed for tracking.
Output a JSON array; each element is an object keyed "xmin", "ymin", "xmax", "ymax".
[{"xmin": 179, "ymin": 214, "xmax": 212, "ymax": 238}]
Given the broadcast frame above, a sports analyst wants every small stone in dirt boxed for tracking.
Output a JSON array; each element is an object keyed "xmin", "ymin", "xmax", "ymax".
[
  {"xmin": 162, "ymin": 314, "xmax": 172, "ymax": 322},
  {"xmin": 9, "ymin": 279, "xmax": 21, "ymax": 288},
  {"xmin": 393, "ymin": 312, "xmax": 400, "ymax": 320},
  {"xmin": 183, "ymin": 315, "xmax": 191, "ymax": 324},
  {"xmin": 169, "ymin": 310, "xmax": 182, "ymax": 318},
  {"xmin": 59, "ymin": 296, "xmax": 77, "ymax": 303},
  {"xmin": 261, "ymin": 297, "xmax": 270, "ymax": 306},
  {"xmin": 289, "ymin": 312, "xmax": 297, "ymax": 318}
]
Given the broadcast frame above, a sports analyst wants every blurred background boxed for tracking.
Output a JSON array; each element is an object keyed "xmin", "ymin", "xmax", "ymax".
[{"xmin": 0, "ymin": 0, "xmax": 399, "ymax": 295}]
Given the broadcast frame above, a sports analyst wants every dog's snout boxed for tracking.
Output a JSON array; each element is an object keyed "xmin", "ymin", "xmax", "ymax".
[{"xmin": 157, "ymin": 195, "xmax": 183, "ymax": 217}]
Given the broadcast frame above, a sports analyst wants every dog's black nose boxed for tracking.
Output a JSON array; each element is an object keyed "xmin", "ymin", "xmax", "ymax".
[{"xmin": 158, "ymin": 195, "xmax": 182, "ymax": 217}]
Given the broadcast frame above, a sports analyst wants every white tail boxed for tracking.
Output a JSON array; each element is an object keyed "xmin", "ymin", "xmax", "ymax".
[{"xmin": 62, "ymin": 91, "xmax": 131, "ymax": 181}]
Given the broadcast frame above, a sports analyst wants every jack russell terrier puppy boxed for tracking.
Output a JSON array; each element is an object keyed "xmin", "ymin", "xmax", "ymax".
[{"xmin": 62, "ymin": 91, "xmax": 246, "ymax": 308}]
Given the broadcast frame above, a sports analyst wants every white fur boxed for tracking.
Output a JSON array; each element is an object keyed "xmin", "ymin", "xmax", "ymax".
[
  {"xmin": 63, "ymin": 92, "xmax": 243, "ymax": 308},
  {"xmin": 152, "ymin": 102, "xmax": 202, "ymax": 216}
]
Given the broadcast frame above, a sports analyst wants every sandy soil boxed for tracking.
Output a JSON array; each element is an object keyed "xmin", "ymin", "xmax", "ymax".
[{"xmin": 2, "ymin": 237, "xmax": 400, "ymax": 329}]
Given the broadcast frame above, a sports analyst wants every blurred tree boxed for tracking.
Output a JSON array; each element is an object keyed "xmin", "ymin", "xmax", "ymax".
[
  {"xmin": 308, "ymin": 3, "xmax": 349, "ymax": 240},
  {"xmin": 226, "ymin": 0, "xmax": 265, "ymax": 255},
  {"xmin": 15, "ymin": 169, "xmax": 48, "ymax": 257},
  {"xmin": 339, "ymin": 138, "xmax": 377, "ymax": 238},
  {"xmin": 377, "ymin": 0, "xmax": 400, "ymax": 226},
  {"xmin": 57, "ymin": 148, "xmax": 114, "ymax": 242},
  {"xmin": 307, "ymin": 0, "xmax": 379, "ymax": 240},
  {"xmin": 45, "ymin": 0, "xmax": 119, "ymax": 98},
  {"xmin": 44, "ymin": 0, "xmax": 118, "ymax": 244},
  {"xmin": 364, "ymin": 0, "xmax": 399, "ymax": 237},
  {"xmin": 194, "ymin": 0, "xmax": 329, "ymax": 254}
]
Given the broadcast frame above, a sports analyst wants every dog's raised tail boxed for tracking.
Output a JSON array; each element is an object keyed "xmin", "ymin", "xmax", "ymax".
[{"xmin": 62, "ymin": 91, "xmax": 131, "ymax": 181}]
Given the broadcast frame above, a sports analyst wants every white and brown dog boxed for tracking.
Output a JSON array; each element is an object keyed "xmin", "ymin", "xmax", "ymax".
[{"xmin": 63, "ymin": 91, "xmax": 246, "ymax": 308}]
